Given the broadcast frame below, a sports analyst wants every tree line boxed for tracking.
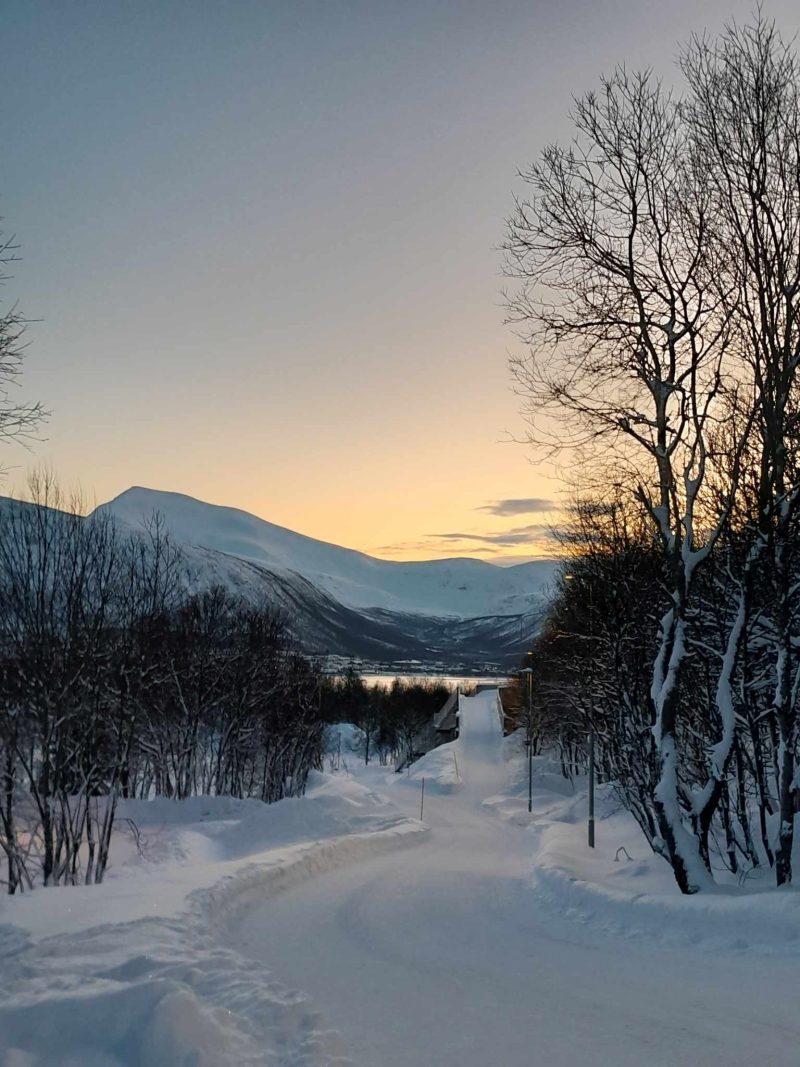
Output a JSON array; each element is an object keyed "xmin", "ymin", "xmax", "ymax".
[
  {"xmin": 0, "ymin": 475, "xmax": 325, "ymax": 893},
  {"xmin": 506, "ymin": 15, "xmax": 800, "ymax": 893},
  {"xmin": 320, "ymin": 666, "xmax": 450, "ymax": 768},
  {"xmin": 0, "ymin": 476, "xmax": 453, "ymax": 894}
]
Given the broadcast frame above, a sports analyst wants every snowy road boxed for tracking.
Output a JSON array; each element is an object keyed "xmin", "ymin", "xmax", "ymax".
[{"xmin": 231, "ymin": 691, "xmax": 799, "ymax": 1066}]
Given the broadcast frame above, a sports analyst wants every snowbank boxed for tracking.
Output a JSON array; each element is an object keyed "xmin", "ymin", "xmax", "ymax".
[
  {"xmin": 488, "ymin": 734, "xmax": 800, "ymax": 957},
  {"xmin": 197, "ymin": 817, "xmax": 429, "ymax": 937},
  {"xmin": 0, "ymin": 919, "xmax": 333, "ymax": 1067},
  {"xmin": 0, "ymin": 773, "xmax": 428, "ymax": 1066},
  {"xmin": 398, "ymin": 740, "xmax": 462, "ymax": 793}
]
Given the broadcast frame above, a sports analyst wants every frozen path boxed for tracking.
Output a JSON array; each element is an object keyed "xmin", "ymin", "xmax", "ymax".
[{"xmin": 230, "ymin": 691, "xmax": 799, "ymax": 1066}]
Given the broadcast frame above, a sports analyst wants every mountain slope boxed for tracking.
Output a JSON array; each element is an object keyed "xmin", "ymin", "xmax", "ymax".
[
  {"xmin": 17, "ymin": 485, "xmax": 567, "ymax": 668},
  {"xmin": 100, "ymin": 488, "xmax": 557, "ymax": 620},
  {"xmin": 182, "ymin": 550, "xmax": 544, "ymax": 665}
]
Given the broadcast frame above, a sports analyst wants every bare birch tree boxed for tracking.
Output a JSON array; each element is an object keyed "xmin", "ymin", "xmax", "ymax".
[
  {"xmin": 0, "ymin": 228, "xmax": 46, "ymax": 460},
  {"xmin": 504, "ymin": 67, "xmax": 748, "ymax": 892},
  {"xmin": 508, "ymin": 14, "xmax": 800, "ymax": 892},
  {"xmin": 683, "ymin": 15, "xmax": 800, "ymax": 885}
]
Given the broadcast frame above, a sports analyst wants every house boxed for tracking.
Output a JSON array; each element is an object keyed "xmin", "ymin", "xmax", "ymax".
[
  {"xmin": 395, "ymin": 689, "xmax": 459, "ymax": 771},
  {"xmin": 499, "ymin": 685, "xmax": 524, "ymax": 735}
]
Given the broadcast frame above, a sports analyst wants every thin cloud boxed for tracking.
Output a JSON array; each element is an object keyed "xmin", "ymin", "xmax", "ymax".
[
  {"xmin": 375, "ymin": 540, "xmax": 433, "ymax": 554},
  {"xmin": 376, "ymin": 540, "xmax": 505, "ymax": 558},
  {"xmin": 375, "ymin": 523, "xmax": 563, "ymax": 558},
  {"xmin": 476, "ymin": 498, "xmax": 556, "ymax": 517},
  {"xmin": 426, "ymin": 520, "xmax": 563, "ymax": 546},
  {"xmin": 427, "ymin": 523, "xmax": 555, "ymax": 547}
]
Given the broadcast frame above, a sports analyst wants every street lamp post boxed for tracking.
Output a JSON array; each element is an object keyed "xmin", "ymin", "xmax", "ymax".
[
  {"xmin": 520, "ymin": 665, "xmax": 533, "ymax": 814},
  {"xmin": 588, "ymin": 725, "xmax": 595, "ymax": 848}
]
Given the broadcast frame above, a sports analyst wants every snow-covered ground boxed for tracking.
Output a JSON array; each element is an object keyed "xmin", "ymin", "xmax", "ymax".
[
  {"xmin": 488, "ymin": 743, "xmax": 800, "ymax": 958},
  {"xmin": 0, "ymin": 775, "xmax": 427, "ymax": 1066},
  {"xmin": 2, "ymin": 690, "xmax": 799, "ymax": 1065},
  {"xmin": 232, "ymin": 692, "xmax": 800, "ymax": 1066}
]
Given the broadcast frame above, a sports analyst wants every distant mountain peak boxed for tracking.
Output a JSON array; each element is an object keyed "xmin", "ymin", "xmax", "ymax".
[{"xmin": 98, "ymin": 486, "xmax": 559, "ymax": 620}]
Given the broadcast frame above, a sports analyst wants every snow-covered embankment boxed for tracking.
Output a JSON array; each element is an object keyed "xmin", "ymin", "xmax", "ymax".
[{"xmin": 0, "ymin": 772, "xmax": 428, "ymax": 1066}]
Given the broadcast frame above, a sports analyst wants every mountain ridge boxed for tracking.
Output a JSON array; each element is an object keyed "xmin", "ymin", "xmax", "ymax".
[
  {"xmin": 0, "ymin": 486, "xmax": 557, "ymax": 668},
  {"xmin": 98, "ymin": 486, "xmax": 558, "ymax": 622}
]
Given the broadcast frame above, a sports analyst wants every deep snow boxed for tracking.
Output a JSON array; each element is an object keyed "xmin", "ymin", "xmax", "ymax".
[
  {"xmin": 0, "ymin": 775, "xmax": 428, "ymax": 1066},
  {"xmin": 233, "ymin": 691, "xmax": 800, "ymax": 1066},
  {"xmin": 2, "ymin": 690, "xmax": 799, "ymax": 1065}
]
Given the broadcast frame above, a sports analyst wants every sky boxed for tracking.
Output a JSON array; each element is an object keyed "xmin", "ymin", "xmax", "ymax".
[{"xmin": 3, "ymin": 0, "xmax": 798, "ymax": 563}]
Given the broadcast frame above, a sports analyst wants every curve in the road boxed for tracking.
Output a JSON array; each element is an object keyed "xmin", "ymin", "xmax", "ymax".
[{"xmin": 229, "ymin": 691, "xmax": 799, "ymax": 1067}]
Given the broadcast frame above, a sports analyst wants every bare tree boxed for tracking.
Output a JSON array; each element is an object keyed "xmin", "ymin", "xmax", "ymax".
[
  {"xmin": 0, "ymin": 474, "xmax": 329, "ymax": 893},
  {"xmin": 508, "ymin": 14, "xmax": 800, "ymax": 893},
  {"xmin": 0, "ymin": 228, "xmax": 47, "ymax": 462},
  {"xmin": 683, "ymin": 15, "xmax": 800, "ymax": 885},
  {"xmin": 505, "ymin": 67, "xmax": 749, "ymax": 892}
]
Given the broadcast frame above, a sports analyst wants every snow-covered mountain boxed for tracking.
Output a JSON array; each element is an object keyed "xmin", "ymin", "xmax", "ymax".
[
  {"xmin": 93, "ymin": 487, "xmax": 558, "ymax": 668},
  {"xmin": 101, "ymin": 488, "xmax": 555, "ymax": 618}
]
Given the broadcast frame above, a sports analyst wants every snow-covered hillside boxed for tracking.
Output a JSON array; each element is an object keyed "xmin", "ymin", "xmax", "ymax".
[
  {"xmin": 0, "ymin": 488, "xmax": 557, "ymax": 666},
  {"xmin": 99, "ymin": 488, "xmax": 557, "ymax": 619}
]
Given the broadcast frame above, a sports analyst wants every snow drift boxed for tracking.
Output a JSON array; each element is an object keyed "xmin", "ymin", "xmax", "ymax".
[{"xmin": 0, "ymin": 774, "xmax": 428, "ymax": 1067}]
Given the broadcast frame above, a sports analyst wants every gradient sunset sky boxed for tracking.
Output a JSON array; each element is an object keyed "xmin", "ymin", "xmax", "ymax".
[{"xmin": 3, "ymin": 0, "xmax": 797, "ymax": 562}]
